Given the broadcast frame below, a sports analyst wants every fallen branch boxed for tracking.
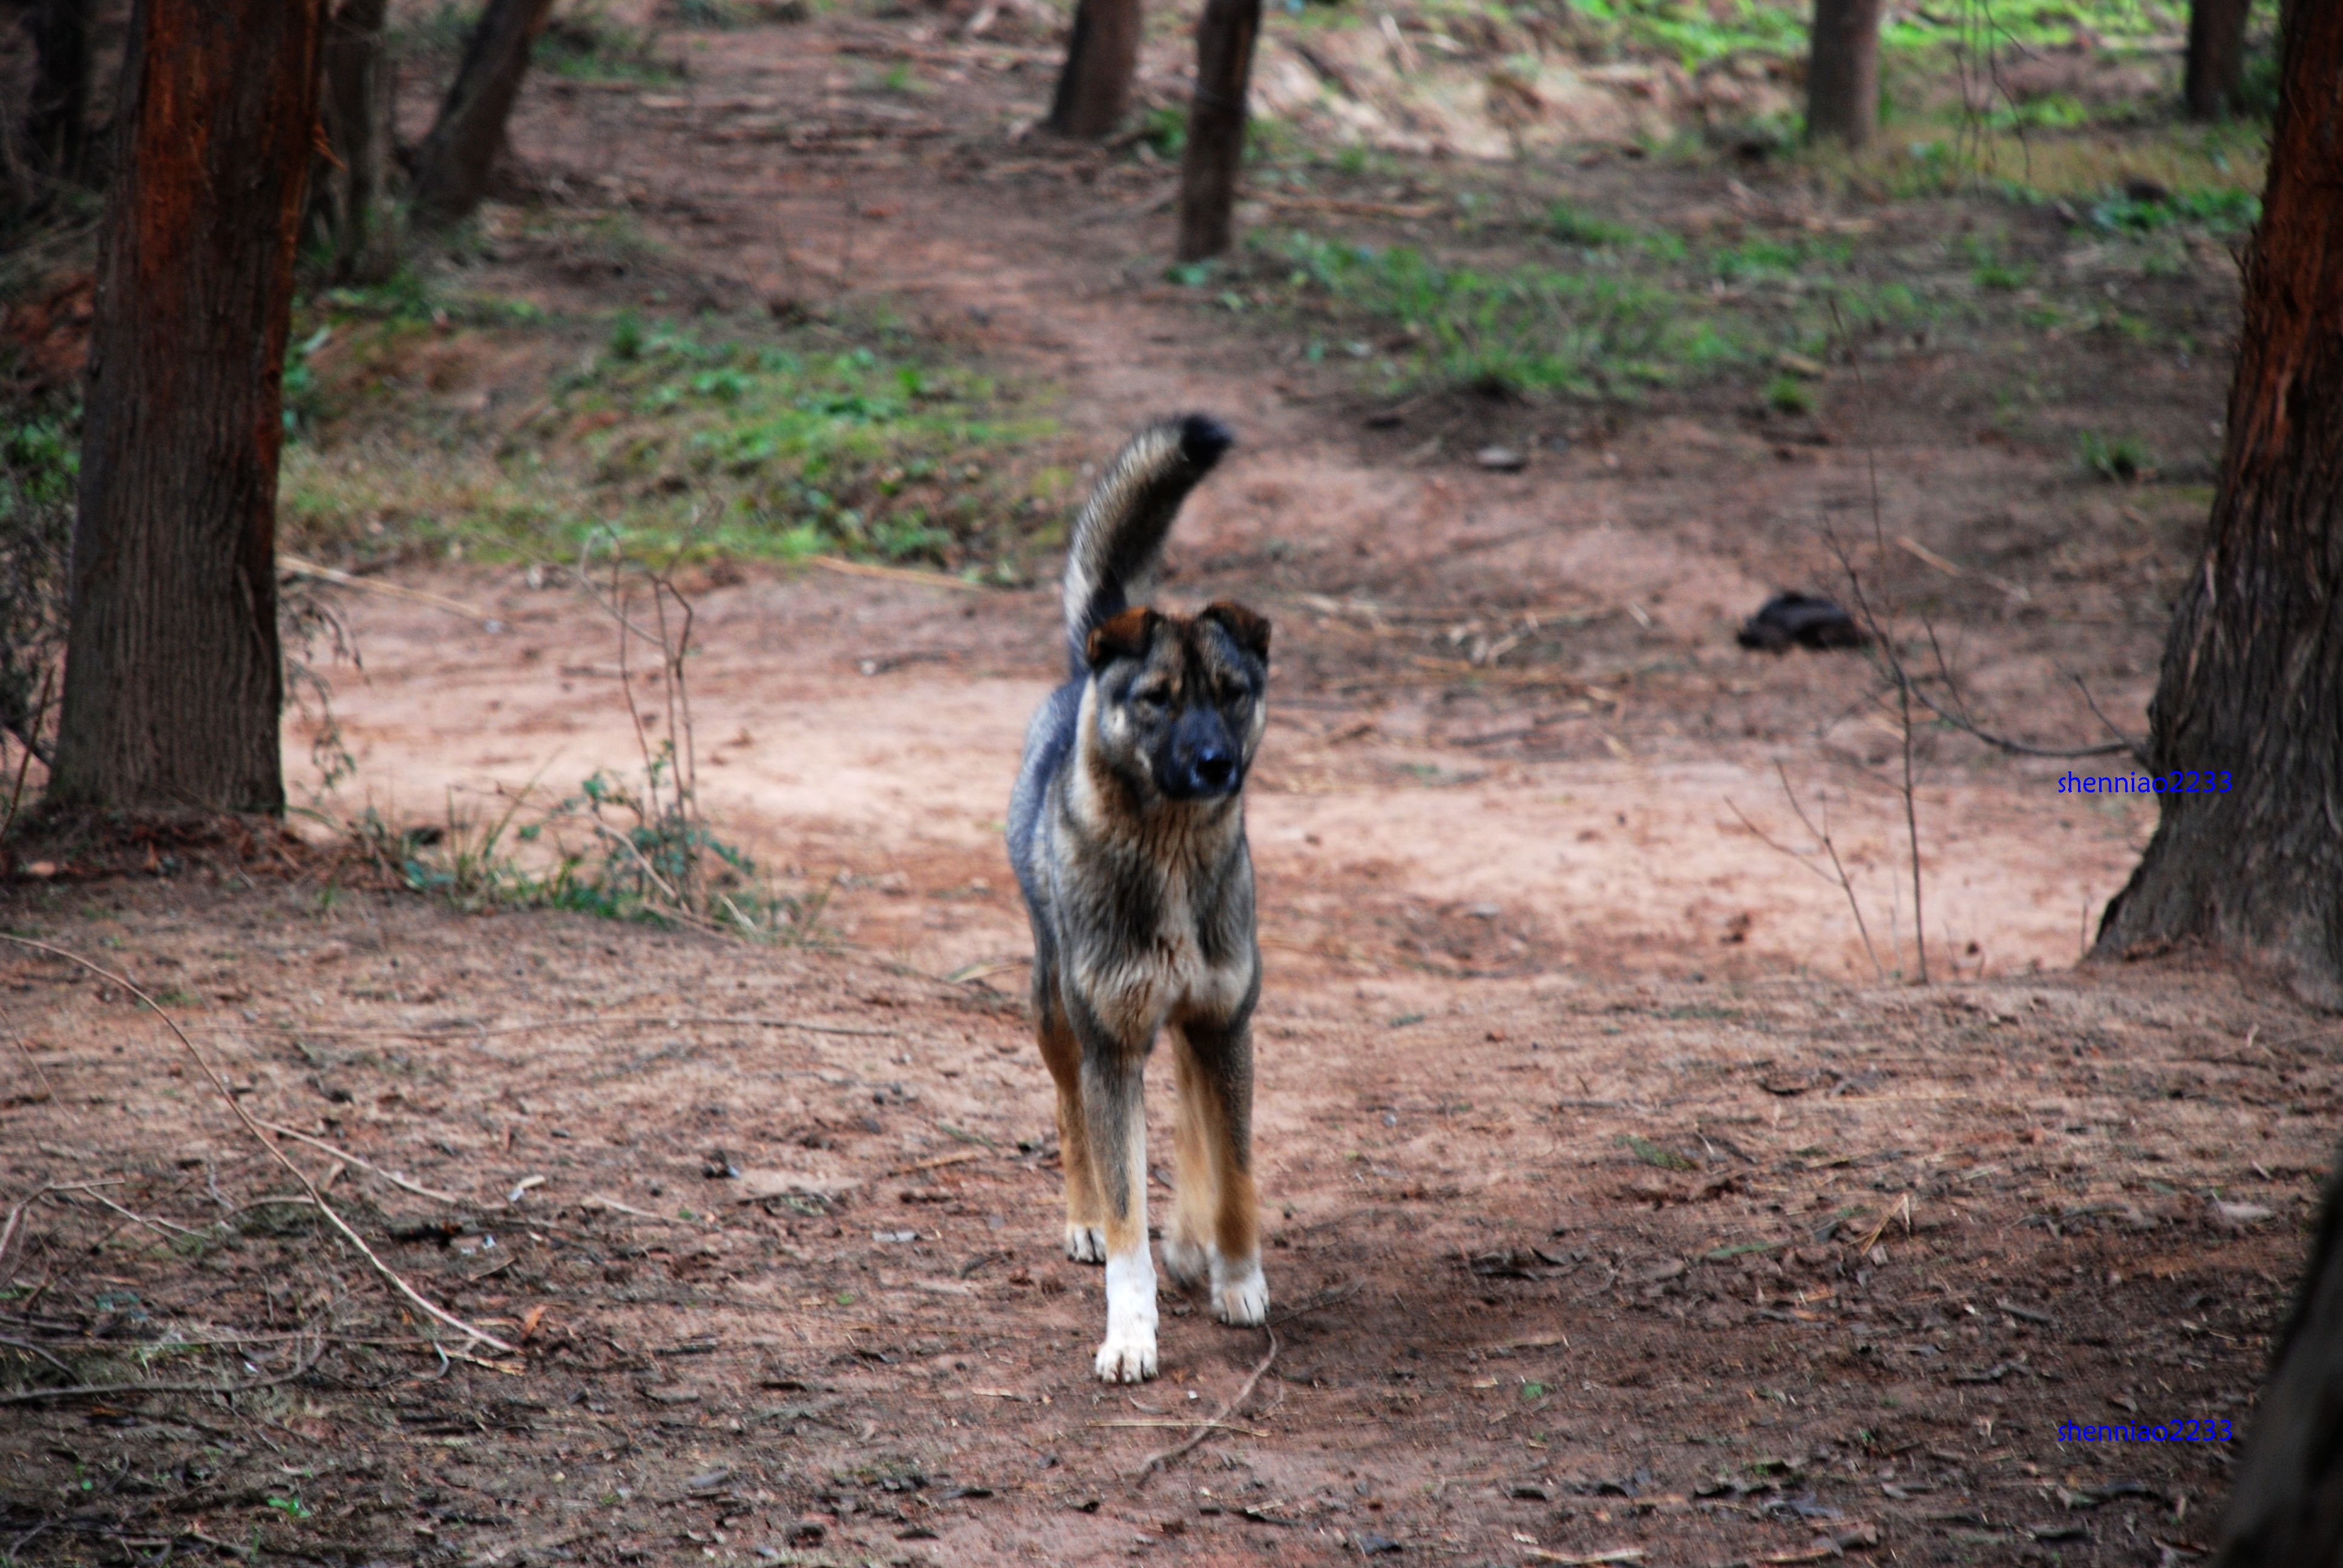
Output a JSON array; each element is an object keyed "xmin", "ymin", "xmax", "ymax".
[
  {"xmin": 0, "ymin": 934, "xmax": 517, "ymax": 1356},
  {"xmin": 1093, "ymin": 1419, "xmax": 1269, "ymax": 1437},
  {"xmin": 0, "ymin": 1334, "xmax": 329, "ymax": 1406},
  {"xmin": 809, "ymin": 554, "xmax": 986, "ymax": 592},
  {"xmin": 1131, "ymin": 1328, "xmax": 1277, "ymax": 1483},
  {"xmin": 251, "ymin": 1120, "xmax": 474, "ymax": 1207},
  {"xmin": 280, "ymin": 554, "xmax": 497, "ymax": 625},
  {"xmin": 229, "ymin": 1013, "xmax": 897, "ymax": 1040}
]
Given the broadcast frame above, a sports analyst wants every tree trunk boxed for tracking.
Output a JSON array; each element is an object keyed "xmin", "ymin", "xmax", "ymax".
[
  {"xmin": 47, "ymin": 0, "xmax": 323, "ymax": 817},
  {"xmin": 309, "ymin": 0, "xmax": 398, "ymax": 281},
  {"xmin": 2184, "ymin": 0, "xmax": 2252, "ymax": 119},
  {"xmin": 25, "ymin": 0, "xmax": 94, "ymax": 182},
  {"xmin": 1172, "ymin": 0, "xmax": 1260, "ymax": 263},
  {"xmin": 2217, "ymin": 1143, "xmax": 2343, "ymax": 1565},
  {"xmin": 408, "ymin": 0, "xmax": 557, "ymax": 232},
  {"xmin": 2094, "ymin": 1, "xmax": 2343, "ymax": 1004},
  {"xmin": 1046, "ymin": 0, "xmax": 1144, "ymax": 139},
  {"xmin": 1806, "ymin": 0, "xmax": 1884, "ymax": 148}
]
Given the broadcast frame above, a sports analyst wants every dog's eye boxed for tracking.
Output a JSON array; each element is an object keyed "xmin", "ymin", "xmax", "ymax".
[{"xmin": 1130, "ymin": 685, "xmax": 1170, "ymax": 710}]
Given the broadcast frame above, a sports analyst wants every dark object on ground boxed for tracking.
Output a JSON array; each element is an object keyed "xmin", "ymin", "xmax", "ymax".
[{"xmin": 1735, "ymin": 592, "xmax": 1867, "ymax": 653}]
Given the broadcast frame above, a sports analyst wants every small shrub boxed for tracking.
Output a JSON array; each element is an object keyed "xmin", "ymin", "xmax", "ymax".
[
  {"xmin": 1763, "ymin": 373, "xmax": 1814, "ymax": 415},
  {"xmin": 2078, "ymin": 430, "xmax": 2152, "ymax": 482}
]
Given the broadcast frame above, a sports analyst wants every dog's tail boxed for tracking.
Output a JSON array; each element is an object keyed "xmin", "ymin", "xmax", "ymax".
[{"xmin": 1060, "ymin": 413, "xmax": 1234, "ymax": 673}]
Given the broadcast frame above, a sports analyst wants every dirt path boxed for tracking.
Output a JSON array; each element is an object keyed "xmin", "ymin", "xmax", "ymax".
[{"xmin": 2, "ymin": 11, "xmax": 2327, "ymax": 1567}]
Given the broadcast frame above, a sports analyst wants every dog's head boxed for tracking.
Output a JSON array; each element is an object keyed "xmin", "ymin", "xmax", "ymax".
[{"xmin": 1083, "ymin": 602, "xmax": 1271, "ymax": 803}]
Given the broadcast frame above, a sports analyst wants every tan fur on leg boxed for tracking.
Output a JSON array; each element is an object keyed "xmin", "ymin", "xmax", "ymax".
[
  {"xmin": 1162, "ymin": 1034, "xmax": 1219, "ymax": 1289},
  {"xmin": 1038, "ymin": 1008, "xmax": 1105, "ymax": 1263}
]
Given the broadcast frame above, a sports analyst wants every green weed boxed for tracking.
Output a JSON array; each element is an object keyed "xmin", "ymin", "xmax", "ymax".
[
  {"xmin": 1138, "ymin": 105, "xmax": 1188, "ymax": 160},
  {"xmin": 534, "ymin": 9, "xmax": 683, "ymax": 85},
  {"xmin": 2085, "ymin": 185, "xmax": 2261, "ymax": 237},
  {"xmin": 2078, "ymin": 430, "xmax": 2154, "ymax": 482},
  {"xmin": 1544, "ymin": 200, "xmax": 1640, "ymax": 249},
  {"xmin": 1763, "ymin": 373, "xmax": 1814, "ymax": 414}
]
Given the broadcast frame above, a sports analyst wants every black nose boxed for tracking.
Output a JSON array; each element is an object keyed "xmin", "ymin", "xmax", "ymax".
[{"xmin": 1191, "ymin": 747, "xmax": 1236, "ymax": 792}]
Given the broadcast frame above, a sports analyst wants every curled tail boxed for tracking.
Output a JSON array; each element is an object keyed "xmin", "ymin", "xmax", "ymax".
[{"xmin": 1061, "ymin": 413, "xmax": 1234, "ymax": 673}]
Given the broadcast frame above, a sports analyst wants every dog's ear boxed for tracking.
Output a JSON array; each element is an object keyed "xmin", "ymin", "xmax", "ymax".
[
  {"xmin": 1201, "ymin": 601, "xmax": 1271, "ymax": 662},
  {"xmin": 1085, "ymin": 607, "xmax": 1160, "ymax": 670}
]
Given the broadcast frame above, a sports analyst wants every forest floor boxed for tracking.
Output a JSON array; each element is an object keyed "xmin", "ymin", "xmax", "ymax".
[{"xmin": 1, "ymin": 1, "xmax": 2332, "ymax": 1565}]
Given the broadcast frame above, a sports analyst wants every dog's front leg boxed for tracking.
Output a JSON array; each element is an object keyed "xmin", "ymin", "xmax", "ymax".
[
  {"xmin": 1081, "ymin": 1043, "xmax": 1157, "ymax": 1382},
  {"xmin": 1173, "ymin": 1010, "xmax": 1268, "ymax": 1327}
]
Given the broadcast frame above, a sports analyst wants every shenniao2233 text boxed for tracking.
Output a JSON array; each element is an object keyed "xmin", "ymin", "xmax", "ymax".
[{"xmin": 2059, "ymin": 770, "xmax": 2231, "ymax": 795}]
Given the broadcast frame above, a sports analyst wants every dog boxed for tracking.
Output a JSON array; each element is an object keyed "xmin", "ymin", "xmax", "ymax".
[{"xmin": 1007, "ymin": 413, "xmax": 1272, "ymax": 1383}]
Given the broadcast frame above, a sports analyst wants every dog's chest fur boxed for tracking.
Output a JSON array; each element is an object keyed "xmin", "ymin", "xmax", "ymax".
[{"xmin": 1050, "ymin": 696, "xmax": 1254, "ymax": 1040}]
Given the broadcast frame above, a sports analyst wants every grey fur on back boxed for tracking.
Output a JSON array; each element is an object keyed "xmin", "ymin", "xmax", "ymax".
[{"xmin": 1057, "ymin": 414, "xmax": 1235, "ymax": 675}]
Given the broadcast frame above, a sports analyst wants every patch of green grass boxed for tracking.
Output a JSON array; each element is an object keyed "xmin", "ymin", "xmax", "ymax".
[
  {"xmin": 2078, "ymin": 430, "xmax": 2154, "ymax": 482},
  {"xmin": 1564, "ymin": 0, "xmax": 2202, "ymax": 69},
  {"xmin": 280, "ymin": 300, "xmax": 1061, "ymax": 573},
  {"xmin": 2085, "ymin": 185, "xmax": 2261, "ymax": 237},
  {"xmin": 1624, "ymin": 1134, "xmax": 1697, "ymax": 1172},
  {"xmin": 1259, "ymin": 229, "xmax": 1748, "ymax": 400},
  {"xmin": 1138, "ymin": 104, "xmax": 1188, "ymax": 160},
  {"xmin": 1762, "ymin": 373, "xmax": 1814, "ymax": 414},
  {"xmin": 534, "ymin": 8, "xmax": 683, "ymax": 85},
  {"xmin": 1233, "ymin": 218, "xmax": 1948, "ymax": 405},
  {"xmin": 1543, "ymin": 200, "xmax": 1640, "ymax": 249}
]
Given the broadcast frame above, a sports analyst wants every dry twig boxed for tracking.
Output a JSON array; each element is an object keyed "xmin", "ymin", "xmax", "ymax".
[
  {"xmin": 1131, "ymin": 1329, "xmax": 1277, "ymax": 1483},
  {"xmin": 251, "ymin": 1120, "xmax": 474, "ymax": 1207}
]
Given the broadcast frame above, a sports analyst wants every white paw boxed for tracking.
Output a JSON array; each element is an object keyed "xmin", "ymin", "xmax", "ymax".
[
  {"xmin": 1064, "ymin": 1224, "xmax": 1106, "ymax": 1264},
  {"xmin": 1160, "ymin": 1231, "xmax": 1211, "ymax": 1289},
  {"xmin": 1212, "ymin": 1258, "xmax": 1269, "ymax": 1327},
  {"xmin": 1094, "ymin": 1324, "xmax": 1159, "ymax": 1383}
]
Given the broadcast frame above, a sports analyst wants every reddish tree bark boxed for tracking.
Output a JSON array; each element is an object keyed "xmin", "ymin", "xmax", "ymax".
[
  {"xmin": 48, "ymin": 0, "xmax": 324, "ymax": 815},
  {"xmin": 408, "ymin": 0, "xmax": 558, "ymax": 230},
  {"xmin": 1173, "ymin": 0, "xmax": 1261, "ymax": 262},
  {"xmin": 2094, "ymin": 0, "xmax": 2343, "ymax": 1005},
  {"xmin": 1806, "ymin": 0, "xmax": 1884, "ymax": 147},
  {"xmin": 1046, "ymin": 0, "xmax": 1144, "ymax": 139},
  {"xmin": 2184, "ymin": 0, "xmax": 2252, "ymax": 119}
]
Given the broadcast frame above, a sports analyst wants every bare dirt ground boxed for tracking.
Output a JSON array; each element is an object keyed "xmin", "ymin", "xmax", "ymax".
[{"xmin": 4, "ymin": 5, "xmax": 2335, "ymax": 1566}]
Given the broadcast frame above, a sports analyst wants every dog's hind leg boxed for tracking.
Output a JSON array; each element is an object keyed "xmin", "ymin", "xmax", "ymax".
[
  {"xmin": 1035, "ymin": 981, "xmax": 1106, "ymax": 1264},
  {"xmin": 1081, "ymin": 1044, "xmax": 1158, "ymax": 1382},
  {"xmin": 1173, "ymin": 1012, "xmax": 1267, "ymax": 1327}
]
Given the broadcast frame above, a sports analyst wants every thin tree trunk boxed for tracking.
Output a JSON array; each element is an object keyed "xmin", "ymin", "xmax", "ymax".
[
  {"xmin": 1806, "ymin": 0, "xmax": 1884, "ymax": 148},
  {"xmin": 408, "ymin": 0, "xmax": 557, "ymax": 231},
  {"xmin": 48, "ymin": 0, "xmax": 323, "ymax": 817},
  {"xmin": 1173, "ymin": 0, "xmax": 1260, "ymax": 263},
  {"xmin": 2184, "ymin": 0, "xmax": 2252, "ymax": 119},
  {"xmin": 25, "ymin": 0, "xmax": 93, "ymax": 182},
  {"xmin": 310, "ymin": 0, "xmax": 398, "ymax": 281},
  {"xmin": 1046, "ymin": 0, "xmax": 1144, "ymax": 139},
  {"xmin": 2219, "ymin": 1143, "xmax": 2343, "ymax": 1564},
  {"xmin": 2095, "ymin": 0, "xmax": 2343, "ymax": 1004}
]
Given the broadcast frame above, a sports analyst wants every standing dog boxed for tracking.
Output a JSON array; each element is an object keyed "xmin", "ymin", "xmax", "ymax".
[{"xmin": 1008, "ymin": 414, "xmax": 1272, "ymax": 1383}]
